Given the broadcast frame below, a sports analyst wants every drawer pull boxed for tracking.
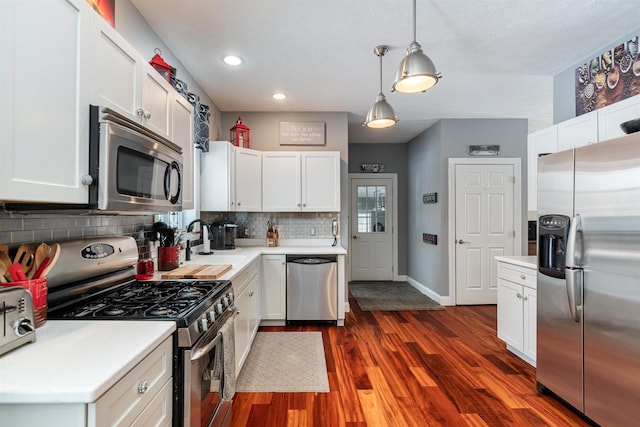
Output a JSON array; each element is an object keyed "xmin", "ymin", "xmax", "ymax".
[
  {"xmin": 249, "ymin": 291, "xmax": 254, "ymax": 297},
  {"xmin": 516, "ymin": 293, "xmax": 522, "ymax": 299},
  {"xmin": 520, "ymin": 274, "xmax": 526, "ymax": 280},
  {"xmin": 138, "ymin": 380, "xmax": 149, "ymax": 394}
]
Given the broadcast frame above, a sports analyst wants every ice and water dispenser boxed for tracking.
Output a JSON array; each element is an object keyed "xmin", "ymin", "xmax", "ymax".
[{"xmin": 538, "ymin": 214, "xmax": 571, "ymax": 279}]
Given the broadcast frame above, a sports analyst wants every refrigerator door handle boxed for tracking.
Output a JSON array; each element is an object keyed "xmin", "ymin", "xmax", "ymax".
[
  {"xmin": 565, "ymin": 213, "xmax": 582, "ymax": 268},
  {"xmin": 565, "ymin": 268, "xmax": 583, "ymax": 322}
]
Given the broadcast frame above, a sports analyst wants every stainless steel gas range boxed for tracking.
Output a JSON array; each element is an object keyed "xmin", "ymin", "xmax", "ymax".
[{"xmin": 46, "ymin": 236, "xmax": 235, "ymax": 427}]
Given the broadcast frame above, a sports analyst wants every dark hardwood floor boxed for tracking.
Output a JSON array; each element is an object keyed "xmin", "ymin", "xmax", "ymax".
[{"xmin": 231, "ymin": 294, "xmax": 591, "ymax": 427}]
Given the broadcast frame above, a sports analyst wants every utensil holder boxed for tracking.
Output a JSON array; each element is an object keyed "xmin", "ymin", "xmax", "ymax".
[
  {"xmin": 158, "ymin": 246, "xmax": 180, "ymax": 271},
  {"xmin": 266, "ymin": 230, "xmax": 278, "ymax": 247},
  {"xmin": 4, "ymin": 277, "xmax": 47, "ymax": 328}
]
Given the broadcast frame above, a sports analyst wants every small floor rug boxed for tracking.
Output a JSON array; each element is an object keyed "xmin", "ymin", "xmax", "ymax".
[
  {"xmin": 236, "ymin": 331, "xmax": 329, "ymax": 393},
  {"xmin": 349, "ymin": 281, "xmax": 445, "ymax": 311}
]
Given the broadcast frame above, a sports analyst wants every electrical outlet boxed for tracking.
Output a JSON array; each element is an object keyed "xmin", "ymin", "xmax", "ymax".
[
  {"xmin": 310, "ymin": 227, "xmax": 316, "ymax": 236},
  {"xmin": 422, "ymin": 233, "xmax": 437, "ymax": 245},
  {"xmin": 423, "ymin": 193, "xmax": 438, "ymax": 204}
]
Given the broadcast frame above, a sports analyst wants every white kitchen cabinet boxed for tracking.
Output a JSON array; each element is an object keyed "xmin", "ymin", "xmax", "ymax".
[
  {"xmin": 235, "ymin": 147, "xmax": 262, "ymax": 211},
  {"xmin": 234, "ymin": 258, "xmax": 261, "ymax": 375},
  {"xmin": 261, "ymin": 255, "xmax": 287, "ymax": 322},
  {"xmin": 0, "ymin": 0, "xmax": 92, "ymax": 203},
  {"xmin": 262, "ymin": 151, "xmax": 340, "ymax": 212},
  {"xmin": 172, "ymin": 94, "xmax": 195, "ymax": 210},
  {"xmin": 597, "ymin": 94, "xmax": 640, "ymax": 141},
  {"xmin": 201, "ymin": 142, "xmax": 262, "ymax": 212},
  {"xmin": 90, "ymin": 14, "xmax": 173, "ymax": 141},
  {"xmin": 496, "ymin": 257, "xmax": 537, "ymax": 366},
  {"xmin": 0, "ymin": 336, "xmax": 173, "ymax": 427},
  {"xmin": 527, "ymin": 127, "xmax": 558, "ymax": 213},
  {"xmin": 557, "ymin": 110, "xmax": 598, "ymax": 151}
]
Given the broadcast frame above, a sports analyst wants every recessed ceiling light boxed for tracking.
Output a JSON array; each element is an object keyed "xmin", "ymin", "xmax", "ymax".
[
  {"xmin": 272, "ymin": 93, "xmax": 286, "ymax": 100},
  {"xmin": 223, "ymin": 55, "xmax": 242, "ymax": 66}
]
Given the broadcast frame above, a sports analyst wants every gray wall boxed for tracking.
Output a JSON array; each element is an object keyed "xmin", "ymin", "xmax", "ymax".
[
  {"xmin": 348, "ymin": 143, "xmax": 408, "ymax": 275},
  {"xmin": 554, "ymin": 28, "xmax": 640, "ymax": 124},
  {"xmin": 407, "ymin": 119, "xmax": 528, "ymax": 297}
]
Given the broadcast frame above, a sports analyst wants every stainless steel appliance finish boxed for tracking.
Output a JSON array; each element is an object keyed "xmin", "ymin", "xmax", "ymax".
[
  {"xmin": 91, "ymin": 105, "xmax": 183, "ymax": 212},
  {"xmin": 537, "ymin": 132, "xmax": 640, "ymax": 426},
  {"xmin": 46, "ymin": 237, "xmax": 235, "ymax": 427},
  {"xmin": 286, "ymin": 255, "xmax": 337, "ymax": 322},
  {"xmin": 0, "ymin": 287, "xmax": 36, "ymax": 357}
]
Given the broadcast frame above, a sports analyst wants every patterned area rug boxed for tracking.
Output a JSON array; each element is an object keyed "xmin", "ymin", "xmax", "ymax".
[
  {"xmin": 236, "ymin": 332, "xmax": 329, "ymax": 393},
  {"xmin": 349, "ymin": 281, "xmax": 445, "ymax": 311}
]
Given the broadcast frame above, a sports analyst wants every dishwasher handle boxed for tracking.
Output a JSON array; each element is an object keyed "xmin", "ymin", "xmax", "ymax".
[{"xmin": 286, "ymin": 255, "xmax": 337, "ymax": 264}]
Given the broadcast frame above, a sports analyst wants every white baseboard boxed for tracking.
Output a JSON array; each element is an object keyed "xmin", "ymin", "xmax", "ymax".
[
  {"xmin": 395, "ymin": 274, "xmax": 408, "ymax": 281},
  {"xmin": 406, "ymin": 276, "xmax": 453, "ymax": 306}
]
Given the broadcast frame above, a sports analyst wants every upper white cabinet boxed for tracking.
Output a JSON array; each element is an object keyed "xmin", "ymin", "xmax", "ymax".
[
  {"xmin": 557, "ymin": 110, "xmax": 598, "ymax": 151},
  {"xmin": 172, "ymin": 94, "xmax": 195, "ymax": 210},
  {"xmin": 263, "ymin": 151, "xmax": 340, "ymax": 212},
  {"xmin": 90, "ymin": 15, "xmax": 172, "ymax": 140},
  {"xmin": 527, "ymin": 127, "xmax": 558, "ymax": 212},
  {"xmin": 597, "ymin": 94, "xmax": 640, "ymax": 141},
  {"xmin": 201, "ymin": 142, "xmax": 262, "ymax": 212},
  {"xmin": 0, "ymin": 0, "xmax": 92, "ymax": 203}
]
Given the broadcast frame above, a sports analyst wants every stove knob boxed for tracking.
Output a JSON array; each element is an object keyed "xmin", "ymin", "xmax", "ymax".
[
  {"xmin": 199, "ymin": 318, "xmax": 208, "ymax": 332},
  {"xmin": 223, "ymin": 297, "xmax": 230, "ymax": 307},
  {"xmin": 216, "ymin": 303, "xmax": 224, "ymax": 315},
  {"xmin": 14, "ymin": 319, "xmax": 35, "ymax": 337},
  {"xmin": 207, "ymin": 310, "xmax": 216, "ymax": 322},
  {"xmin": 228, "ymin": 293, "xmax": 234, "ymax": 303}
]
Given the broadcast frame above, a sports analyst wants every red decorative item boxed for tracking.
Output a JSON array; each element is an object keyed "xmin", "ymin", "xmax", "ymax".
[
  {"xmin": 149, "ymin": 48, "xmax": 172, "ymax": 82},
  {"xmin": 230, "ymin": 116, "xmax": 250, "ymax": 148}
]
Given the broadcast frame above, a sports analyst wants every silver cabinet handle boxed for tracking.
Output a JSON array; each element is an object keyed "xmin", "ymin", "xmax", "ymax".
[
  {"xmin": 457, "ymin": 239, "xmax": 469, "ymax": 244},
  {"xmin": 249, "ymin": 291, "xmax": 254, "ymax": 297},
  {"xmin": 523, "ymin": 295, "xmax": 528, "ymax": 301},
  {"xmin": 520, "ymin": 274, "xmax": 526, "ymax": 280},
  {"xmin": 138, "ymin": 380, "xmax": 149, "ymax": 394},
  {"xmin": 144, "ymin": 111, "xmax": 151, "ymax": 119},
  {"xmin": 516, "ymin": 293, "xmax": 522, "ymax": 299},
  {"xmin": 237, "ymin": 202, "xmax": 241, "ymax": 206},
  {"xmin": 352, "ymin": 235, "xmax": 357, "ymax": 239},
  {"xmin": 136, "ymin": 108, "xmax": 144, "ymax": 117},
  {"xmin": 81, "ymin": 175, "xmax": 94, "ymax": 186}
]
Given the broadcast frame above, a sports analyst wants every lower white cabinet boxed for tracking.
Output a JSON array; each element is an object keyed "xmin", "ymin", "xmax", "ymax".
[
  {"xmin": 496, "ymin": 257, "xmax": 537, "ymax": 366},
  {"xmin": 234, "ymin": 258, "xmax": 261, "ymax": 375},
  {"xmin": 261, "ymin": 255, "xmax": 286, "ymax": 321}
]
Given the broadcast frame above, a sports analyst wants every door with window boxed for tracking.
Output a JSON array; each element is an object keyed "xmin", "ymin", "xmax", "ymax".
[{"xmin": 350, "ymin": 177, "xmax": 393, "ymax": 281}]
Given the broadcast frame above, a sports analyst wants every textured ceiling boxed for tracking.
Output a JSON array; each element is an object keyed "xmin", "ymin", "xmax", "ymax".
[{"xmin": 131, "ymin": 0, "xmax": 640, "ymax": 143}]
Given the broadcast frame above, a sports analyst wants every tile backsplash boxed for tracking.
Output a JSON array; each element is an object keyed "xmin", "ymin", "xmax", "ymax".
[{"xmin": 202, "ymin": 212, "xmax": 340, "ymax": 239}]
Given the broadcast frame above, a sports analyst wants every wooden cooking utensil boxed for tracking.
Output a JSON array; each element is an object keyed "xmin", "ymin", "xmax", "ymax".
[
  {"xmin": 0, "ymin": 244, "xmax": 8, "ymax": 257},
  {"xmin": 0, "ymin": 250, "xmax": 13, "ymax": 282},
  {"xmin": 0, "ymin": 259, "xmax": 7, "ymax": 283},
  {"xmin": 28, "ymin": 243, "xmax": 51, "ymax": 279},
  {"xmin": 13, "ymin": 245, "xmax": 35, "ymax": 277},
  {"xmin": 38, "ymin": 243, "xmax": 60, "ymax": 279}
]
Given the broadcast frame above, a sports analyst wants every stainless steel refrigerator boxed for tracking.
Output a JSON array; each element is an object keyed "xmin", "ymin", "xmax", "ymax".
[{"xmin": 537, "ymin": 132, "xmax": 640, "ymax": 427}]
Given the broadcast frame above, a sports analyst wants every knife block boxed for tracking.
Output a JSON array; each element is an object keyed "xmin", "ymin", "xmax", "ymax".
[{"xmin": 266, "ymin": 230, "xmax": 278, "ymax": 247}]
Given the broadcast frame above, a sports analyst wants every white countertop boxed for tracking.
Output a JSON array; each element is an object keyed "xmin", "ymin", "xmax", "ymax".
[
  {"xmin": 0, "ymin": 320, "xmax": 175, "ymax": 404},
  {"xmin": 495, "ymin": 255, "xmax": 537, "ymax": 269}
]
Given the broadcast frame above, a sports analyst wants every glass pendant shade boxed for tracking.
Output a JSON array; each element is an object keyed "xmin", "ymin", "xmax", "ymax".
[
  {"xmin": 392, "ymin": 41, "xmax": 439, "ymax": 93},
  {"xmin": 364, "ymin": 45, "xmax": 397, "ymax": 129},
  {"xmin": 365, "ymin": 93, "xmax": 397, "ymax": 128}
]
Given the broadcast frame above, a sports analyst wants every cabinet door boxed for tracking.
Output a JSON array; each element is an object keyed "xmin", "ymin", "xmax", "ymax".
[
  {"xmin": 90, "ymin": 12, "xmax": 141, "ymax": 123},
  {"xmin": 131, "ymin": 379, "xmax": 172, "ymax": 427},
  {"xmin": 200, "ymin": 142, "xmax": 234, "ymax": 211},
  {"xmin": 497, "ymin": 278, "xmax": 524, "ymax": 352},
  {"xmin": 234, "ymin": 285, "xmax": 250, "ymax": 375},
  {"xmin": 523, "ymin": 286, "xmax": 537, "ymax": 362},
  {"xmin": 235, "ymin": 147, "xmax": 262, "ymax": 211},
  {"xmin": 172, "ymin": 94, "xmax": 194, "ymax": 210},
  {"xmin": 301, "ymin": 152, "xmax": 340, "ymax": 211},
  {"xmin": 262, "ymin": 152, "xmax": 301, "ymax": 211},
  {"xmin": 557, "ymin": 110, "xmax": 598, "ymax": 151},
  {"xmin": 140, "ymin": 63, "xmax": 172, "ymax": 140},
  {"xmin": 0, "ymin": 0, "xmax": 91, "ymax": 203},
  {"xmin": 248, "ymin": 273, "xmax": 261, "ymax": 342},
  {"xmin": 527, "ymin": 127, "xmax": 558, "ymax": 212},
  {"xmin": 597, "ymin": 94, "xmax": 640, "ymax": 141},
  {"xmin": 261, "ymin": 255, "xmax": 286, "ymax": 320}
]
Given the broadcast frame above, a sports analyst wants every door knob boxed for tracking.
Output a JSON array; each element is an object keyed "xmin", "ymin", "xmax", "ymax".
[
  {"xmin": 352, "ymin": 235, "xmax": 357, "ymax": 239},
  {"xmin": 457, "ymin": 239, "xmax": 469, "ymax": 244}
]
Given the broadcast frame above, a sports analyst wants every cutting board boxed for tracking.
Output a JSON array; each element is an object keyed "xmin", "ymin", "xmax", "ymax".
[{"xmin": 161, "ymin": 264, "xmax": 232, "ymax": 279}]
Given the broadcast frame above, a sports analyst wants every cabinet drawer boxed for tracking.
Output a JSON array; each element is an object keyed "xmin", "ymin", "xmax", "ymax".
[
  {"xmin": 90, "ymin": 336, "xmax": 173, "ymax": 427},
  {"xmin": 497, "ymin": 263, "xmax": 536, "ymax": 289},
  {"xmin": 233, "ymin": 258, "xmax": 259, "ymax": 293}
]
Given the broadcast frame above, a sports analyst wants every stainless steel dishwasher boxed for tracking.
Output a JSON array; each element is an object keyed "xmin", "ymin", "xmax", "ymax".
[{"xmin": 286, "ymin": 254, "xmax": 338, "ymax": 322}]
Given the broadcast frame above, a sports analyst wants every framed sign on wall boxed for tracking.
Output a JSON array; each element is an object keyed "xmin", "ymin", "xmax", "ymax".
[{"xmin": 280, "ymin": 121, "xmax": 326, "ymax": 145}]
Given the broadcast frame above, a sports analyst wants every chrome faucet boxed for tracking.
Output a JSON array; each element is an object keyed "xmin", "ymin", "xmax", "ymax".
[{"xmin": 185, "ymin": 219, "xmax": 212, "ymax": 260}]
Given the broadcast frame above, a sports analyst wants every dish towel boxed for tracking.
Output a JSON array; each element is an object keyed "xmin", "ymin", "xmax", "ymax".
[{"xmin": 220, "ymin": 314, "xmax": 236, "ymax": 401}]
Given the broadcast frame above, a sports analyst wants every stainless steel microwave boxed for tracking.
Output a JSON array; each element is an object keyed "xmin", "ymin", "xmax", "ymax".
[{"xmin": 90, "ymin": 105, "xmax": 183, "ymax": 212}]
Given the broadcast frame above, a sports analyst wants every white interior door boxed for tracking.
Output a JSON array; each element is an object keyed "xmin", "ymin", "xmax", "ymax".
[
  {"xmin": 350, "ymin": 177, "xmax": 393, "ymax": 281},
  {"xmin": 455, "ymin": 164, "xmax": 515, "ymax": 304}
]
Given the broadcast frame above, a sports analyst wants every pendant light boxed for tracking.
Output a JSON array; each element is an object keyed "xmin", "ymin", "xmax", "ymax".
[
  {"xmin": 364, "ymin": 45, "xmax": 398, "ymax": 129},
  {"xmin": 392, "ymin": 0, "xmax": 441, "ymax": 93}
]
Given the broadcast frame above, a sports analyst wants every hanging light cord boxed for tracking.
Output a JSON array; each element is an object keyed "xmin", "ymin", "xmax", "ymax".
[
  {"xmin": 412, "ymin": 0, "xmax": 417, "ymax": 43},
  {"xmin": 378, "ymin": 52, "xmax": 384, "ymax": 95}
]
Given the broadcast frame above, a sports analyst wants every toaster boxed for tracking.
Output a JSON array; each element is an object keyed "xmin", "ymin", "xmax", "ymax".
[{"xmin": 0, "ymin": 286, "xmax": 37, "ymax": 357}]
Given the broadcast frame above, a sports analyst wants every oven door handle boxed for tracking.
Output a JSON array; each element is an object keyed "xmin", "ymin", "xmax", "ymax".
[{"xmin": 191, "ymin": 331, "xmax": 223, "ymax": 362}]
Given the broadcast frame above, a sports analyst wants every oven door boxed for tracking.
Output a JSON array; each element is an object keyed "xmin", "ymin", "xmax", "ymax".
[
  {"xmin": 184, "ymin": 326, "xmax": 228, "ymax": 427},
  {"xmin": 94, "ymin": 107, "xmax": 183, "ymax": 212}
]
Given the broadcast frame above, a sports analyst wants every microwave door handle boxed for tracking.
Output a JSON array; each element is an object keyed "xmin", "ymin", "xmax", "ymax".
[
  {"xmin": 164, "ymin": 161, "xmax": 182, "ymax": 204},
  {"xmin": 565, "ymin": 214, "xmax": 583, "ymax": 322}
]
